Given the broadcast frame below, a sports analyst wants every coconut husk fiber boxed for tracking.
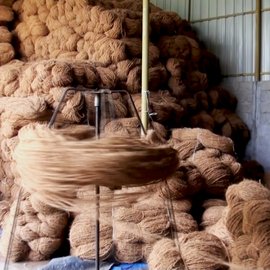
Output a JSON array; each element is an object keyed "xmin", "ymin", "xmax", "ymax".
[
  {"xmin": 251, "ymin": 222, "xmax": 270, "ymax": 251},
  {"xmin": 70, "ymin": 211, "xmax": 113, "ymax": 260},
  {"xmin": 0, "ymin": 5, "xmax": 13, "ymax": 22},
  {"xmin": 189, "ymin": 149, "xmax": 233, "ymax": 195},
  {"xmin": 0, "ymin": 193, "xmax": 69, "ymax": 262},
  {"xmin": 230, "ymin": 235, "xmax": 253, "ymax": 264},
  {"xmin": 112, "ymin": 220, "xmax": 157, "ymax": 246},
  {"xmin": 169, "ymin": 138, "xmax": 203, "ymax": 160},
  {"xmin": 179, "ymin": 231, "xmax": 229, "ymax": 270},
  {"xmin": 202, "ymin": 199, "xmax": 227, "ymax": 209},
  {"xmin": 147, "ymin": 238, "xmax": 184, "ymax": 270},
  {"xmin": 190, "ymin": 111, "xmax": 215, "ymax": 131},
  {"xmin": 208, "ymin": 86, "xmax": 238, "ymax": 111},
  {"xmin": 174, "ymin": 212, "xmax": 198, "ymax": 233},
  {"xmin": 157, "ymin": 35, "xmax": 191, "ymax": 59},
  {"xmin": 0, "ymin": 199, "xmax": 9, "ymax": 226},
  {"xmin": 196, "ymin": 129, "xmax": 234, "ymax": 154},
  {"xmin": 114, "ymin": 240, "xmax": 143, "ymax": 263},
  {"xmin": 220, "ymin": 154, "xmax": 243, "ymax": 183},
  {"xmin": 134, "ymin": 193, "xmax": 192, "ymax": 213},
  {"xmin": 14, "ymin": 123, "xmax": 179, "ymax": 211},
  {"xmin": 168, "ymin": 76, "xmax": 188, "ymax": 98},
  {"xmin": 201, "ymin": 205, "xmax": 226, "ymax": 227},
  {"xmin": 225, "ymin": 201, "xmax": 244, "ymax": 239},
  {"xmin": 145, "ymin": 122, "xmax": 168, "ymax": 145},
  {"xmin": 150, "ymin": 11, "xmax": 182, "ymax": 36},
  {"xmin": 47, "ymin": 88, "xmax": 85, "ymax": 123},
  {"xmin": 166, "ymin": 58, "xmax": 185, "ymax": 77},
  {"xmin": 0, "ymin": 26, "xmax": 12, "ymax": 43},
  {"xmin": 225, "ymin": 179, "xmax": 270, "ymax": 207},
  {"xmin": 104, "ymin": 117, "xmax": 141, "ymax": 138},
  {"xmin": 132, "ymin": 90, "xmax": 185, "ymax": 126},
  {"xmin": 242, "ymin": 199, "xmax": 270, "ymax": 235},
  {"xmin": 0, "ymin": 96, "xmax": 50, "ymax": 138},
  {"xmin": 1, "ymin": 136, "xmax": 18, "ymax": 162},
  {"xmin": 115, "ymin": 58, "xmax": 141, "ymax": 82},
  {"xmin": 0, "ymin": 42, "xmax": 15, "ymax": 66},
  {"xmin": 257, "ymin": 247, "xmax": 270, "ymax": 269},
  {"xmin": 187, "ymin": 70, "xmax": 208, "ymax": 93},
  {"xmin": 157, "ymin": 162, "xmax": 203, "ymax": 199},
  {"xmin": 121, "ymin": 38, "xmax": 160, "ymax": 66},
  {"xmin": 205, "ymin": 217, "xmax": 233, "ymax": 247},
  {"xmin": 113, "ymin": 207, "xmax": 143, "ymax": 224}
]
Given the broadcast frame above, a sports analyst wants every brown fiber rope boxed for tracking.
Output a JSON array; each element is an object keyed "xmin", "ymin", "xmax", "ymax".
[{"xmin": 13, "ymin": 123, "xmax": 178, "ymax": 212}]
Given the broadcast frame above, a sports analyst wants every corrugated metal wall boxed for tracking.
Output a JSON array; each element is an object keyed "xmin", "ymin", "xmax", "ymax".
[
  {"xmin": 151, "ymin": 0, "xmax": 270, "ymax": 80},
  {"xmin": 151, "ymin": 0, "xmax": 270, "ymax": 171},
  {"xmin": 262, "ymin": 0, "xmax": 270, "ymax": 80}
]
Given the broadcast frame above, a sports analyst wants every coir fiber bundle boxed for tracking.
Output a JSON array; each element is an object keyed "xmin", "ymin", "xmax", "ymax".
[
  {"xmin": 70, "ymin": 211, "xmax": 113, "ymax": 260},
  {"xmin": 242, "ymin": 199, "xmax": 270, "ymax": 235},
  {"xmin": 0, "ymin": 26, "xmax": 12, "ymax": 43},
  {"xmin": 190, "ymin": 149, "xmax": 232, "ymax": 195},
  {"xmin": 201, "ymin": 205, "xmax": 226, "ymax": 227},
  {"xmin": 14, "ymin": 123, "xmax": 179, "ymax": 211},
  {"xmin": 230, "ymin": 235, "xmax": 253, "ymax": 265},
  {"xmin": 225, "ymin": 179, "xmax": 270, "ymax": 207},
  {"xmin": 0, "ymin": 42, "xmax": 15, "ymax": 66},
  {"xmin": 0, "ymin": 193, "xmax": 69, "ymax": 262},
  {"xmin": 114, "ymin": 241, "xmax": 143, "ymax": 263},
  {"xmin": 147, "ymin": 238, "xmax": 184, "ymax": 270},
  {"xmin": 179, "ymin": 231, "xmax": 229, "ymax": 270},
  {"xmin": 173, "ymin": 212, "xmax": 198, "ymax": 233},
  {"xmin": 205, "ymin": 217, "xmax": 233, "ymax": 247},
  {"xmin": 104, "ymin": 117, "xmax": 141, "ymax": 138},
  {"xmin": 225, "ymin": 201, "xmax": 244, "ymax": 239},
  {"xmin": 169, "ymin": 138, "xmax": 203, "ymax": 160},
  {"xmin": 0, "ymin": 5, "xmax": 13, "ymax": 22}
]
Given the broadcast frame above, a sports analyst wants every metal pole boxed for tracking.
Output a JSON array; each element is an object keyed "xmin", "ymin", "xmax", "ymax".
[
  {"xmin": 255, "ymin": 0, "xmax": 262, "ymax": 81},
  {"xmin": 141, "ymin": 0, "xmax": 149, "ymax": 136},
  {"xmin": 187, "ymin": 0, "xmax": 191, "ymax": 22},
  {"xmin": 94, "ymin": 93, "xmax": 100, "ymax": 270}
]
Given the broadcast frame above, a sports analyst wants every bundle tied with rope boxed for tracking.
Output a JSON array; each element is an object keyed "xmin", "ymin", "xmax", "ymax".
[{"xmin": 13, "ymin": 123, "xmax": 179, "ymax": 212}]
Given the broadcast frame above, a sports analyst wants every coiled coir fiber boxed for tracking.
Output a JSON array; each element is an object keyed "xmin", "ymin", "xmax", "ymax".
[
  {"xmin": 0, "ymin": 26, "xmax": 12, "ymax": 43},
  {"xmin": 0, "ymin": 43, "xmax": 15, "ymax": 66},
  {"xmin": 179, "ymin": 231, "xmax": 229, "ymax": 270},
  {"xmin": 104, "ymin": 117, "xmax": 140, "ymax": 138},
  {"xmin": 201, "ymin": 205, "xmax": 226, "ymax": 227},
  {"xmin": 242, "ymin": 199, "xmax": 270, "ymax": 235},
  {"xmin": 170, "ymin": 138, "xmax": 203, "ymax": 160},
  {"xmin": 0, "ymin": 193, "xmax": 68, "ymax": 262},
  {"xmin": 0, "ymin": 5, "xmax": 13, "ymax": 21},
  {"xmin": 70, "ymin": 211, "xmax": 113, "ymax": 260},
  {"xmin": 226, "ymin": 201, "xmax": 244, "ymax": 239},
  {"xmin": 147, "ymin": 238, "xmax": 184, "ymax": 270},
  {"xmin": 205, "ymin": 217, "xmax": 233, "ymax": 247},
  {"xmin": 14, "ymin": 123, "xmax": 178, "ymax": 211},
  {"xmin": 230, "ymin": 235, "xmax": 253, "ymax": 265},
  {"xmin": 225, "ymin": 179, "xmax": 270, "ymax": 207}
]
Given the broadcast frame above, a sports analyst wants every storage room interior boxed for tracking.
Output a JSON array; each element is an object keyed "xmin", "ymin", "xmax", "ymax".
[{"xmin": 0, "ymin": 0, "xmax": 270, "ymax": 269}]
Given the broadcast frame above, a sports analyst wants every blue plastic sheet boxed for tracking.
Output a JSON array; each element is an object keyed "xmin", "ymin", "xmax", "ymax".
[
  {"xmin": 38, "ymin": 256, "xmax": 114, "ymax": 270},
  {"xmin": 112, "ymin": 263, "xmax": 148, "ymax": 270},
  {"xmin": 38, "ymin": 256, "xmax": 148, "ymax": 270}
]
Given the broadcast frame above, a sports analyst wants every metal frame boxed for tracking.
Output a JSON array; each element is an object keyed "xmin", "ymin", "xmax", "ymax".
[{"xmin": 48, "ymin": 87, "xmax": 147, "ymax": 270}]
